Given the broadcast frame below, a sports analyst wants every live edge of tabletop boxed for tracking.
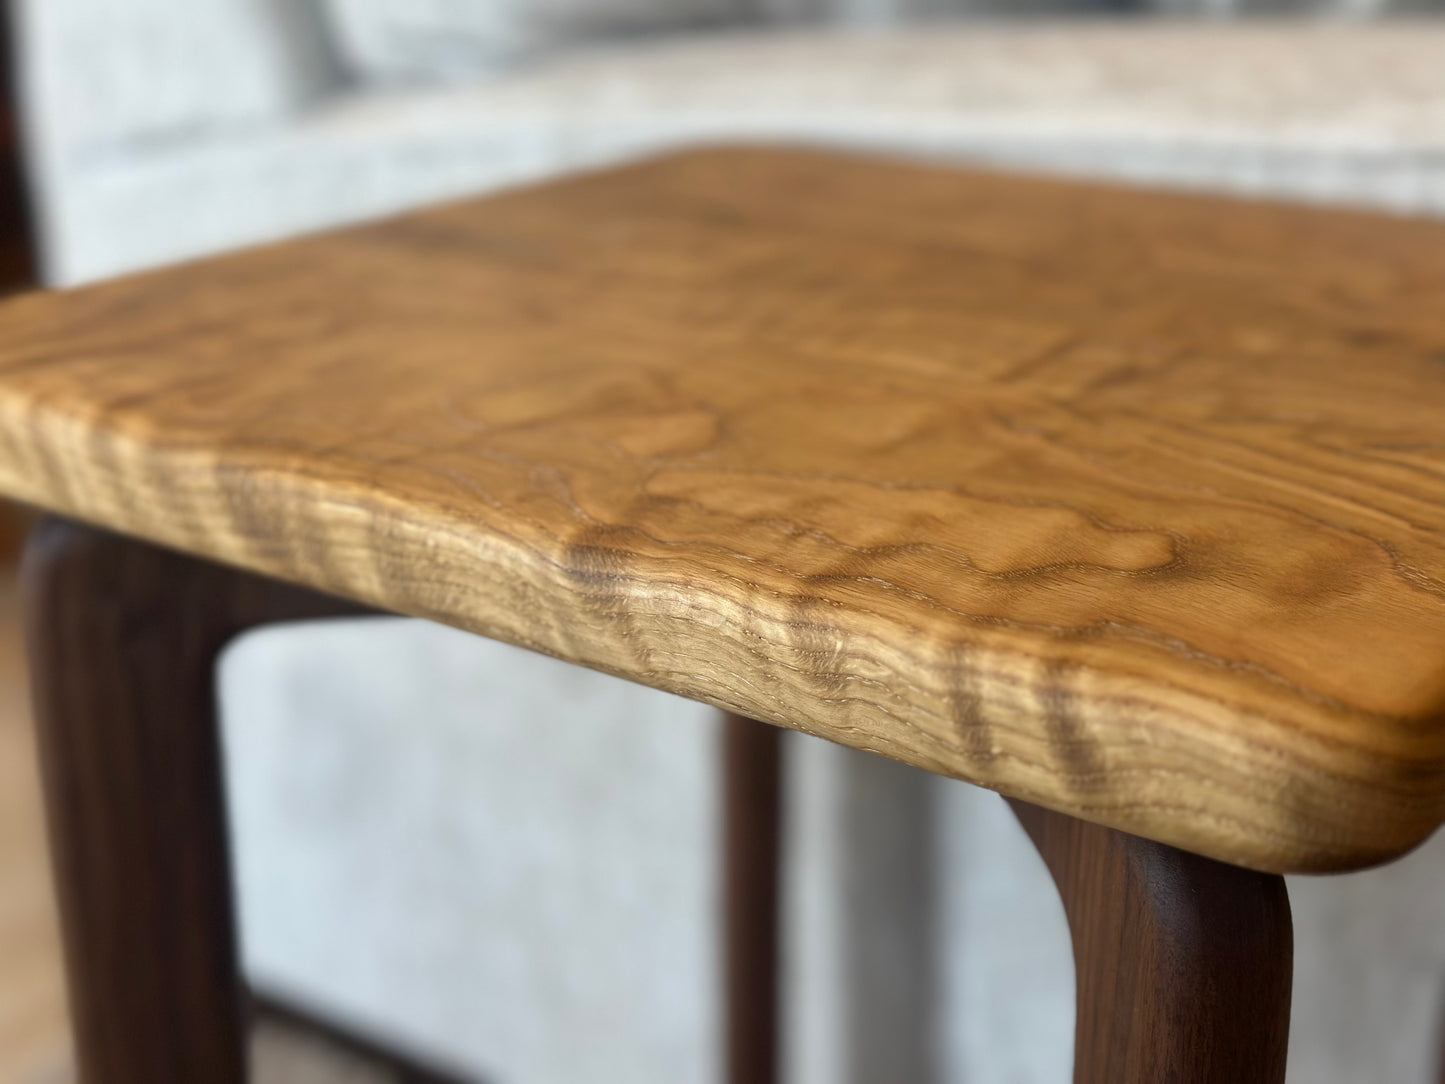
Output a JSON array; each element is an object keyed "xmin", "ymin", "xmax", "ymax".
[{"xmin": 0, "ymin": 147, "xmax": 1443, "ymax": 875}]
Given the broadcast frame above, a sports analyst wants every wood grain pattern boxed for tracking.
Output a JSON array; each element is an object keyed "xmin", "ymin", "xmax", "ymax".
[
  {"xmin": 0, "ymin": 147, "xmax": 1444, "ymax": 871},
  {"xmin": 1010, "ymin": 798, "xmax": 1292, "ymax": 1083}
]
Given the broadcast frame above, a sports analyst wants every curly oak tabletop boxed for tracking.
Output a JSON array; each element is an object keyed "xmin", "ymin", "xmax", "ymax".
[{"xmin": 1, "ymin": 147, "xmax": 1443, "ymax": 872}]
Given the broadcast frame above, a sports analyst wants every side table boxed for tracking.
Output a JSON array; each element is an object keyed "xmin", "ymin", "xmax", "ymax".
[{"xmin": 4, "ymin": 147, "xmax": 1445, "ymax": 1082}]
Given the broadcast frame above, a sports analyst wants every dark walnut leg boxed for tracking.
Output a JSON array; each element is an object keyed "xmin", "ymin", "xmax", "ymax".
[
  {"xmin": 22, "ymin": 517, "xmax": 369, "ymax": 1084},
  {"xmin": 24, "ymin": 515, "xmax": 788, "ymax": 1084},
  {"xmin": 722, "ymin": 712, "xmax": 781, "ymax": 1084},
  {"xmin": 1009, "ymin": 799, "xmax": 1293, "ymax": 1084}
]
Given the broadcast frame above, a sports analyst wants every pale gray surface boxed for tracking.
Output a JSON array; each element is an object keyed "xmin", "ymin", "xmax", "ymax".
[
  {"xmin": 783, "ymin": 737, "xmax": 946, "ymax": 1084},
  {"xmin": 322, "ymin": 0, "xmax": 749, "ymax": 83},
  {"xmin": 15, "ymin": 0, "xmax": 338, "ymax": 153},
  {"xmin": 1286, "ymin": 851, "xmax": 1445, "ymax": 1084},
  {"xmin": 21, "ymin": 21, "xmax": 1445, "ymax": 285},
  {"xmin": 22, "ymin": 7, "xmax": 1445, "ymax": 1081},
  {"xmin": 222, "ymin": 619, "xmax": 722, "ymax": 1084},
  {"xmin": 938, "ymin": 782, "xmax": 1075, "ymax": 1084}
]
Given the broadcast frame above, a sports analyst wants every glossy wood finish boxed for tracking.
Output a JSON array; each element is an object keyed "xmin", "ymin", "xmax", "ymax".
[
  {"xmin": 723, "ymin": 712, "xmax": 781, "ymax": 1084},
  {"xmin": 1, "ymin": 149, "xmax": 1445, "ymax": 870},
  {"xmin": 1010, "ymin": 798, "xmax": 1293, "ymax": 1083},
  {"xmin": 22, "ymin": 517, "xmax": 370, "ymax": 1084}
]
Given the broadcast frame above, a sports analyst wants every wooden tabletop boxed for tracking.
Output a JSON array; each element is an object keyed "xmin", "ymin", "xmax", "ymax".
[{"xmin": 1, "ymin": 148, "xmax": 1443, "ymax": 873}]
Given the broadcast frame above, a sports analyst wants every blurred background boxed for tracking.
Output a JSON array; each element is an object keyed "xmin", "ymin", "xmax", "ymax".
[{"xmin": 4, "ymin": 1, "xmax": 1445, "ymax": 1082}]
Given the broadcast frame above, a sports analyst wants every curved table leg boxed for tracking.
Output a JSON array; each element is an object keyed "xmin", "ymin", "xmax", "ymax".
[
  {"xmin": 24, "ymin": 516, "xmax": 787, "ymax": 1084},
  {"xmin": 22, "ymin": 517, "xmax": 371, "ymax": 1083},
  {"xmin": 1008, "ymin": 798, "xmax": 1293, "ymax": 1084}
]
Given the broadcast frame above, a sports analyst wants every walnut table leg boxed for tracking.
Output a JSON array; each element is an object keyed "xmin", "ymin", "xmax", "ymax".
[
  {"xmin": 1009, "ymin": 798, "xmax": 1293, "ymax": 1084},
  {"xmin": 21, "ymin": 517, "xmax": 368, "ymax": 1084},
  {"xmin": 722, "ymin": 712, "xmax": 781, "ymax": 1084},
  {"xmin": 24, "ymin": 515, "xmax": 788, "ymax": 1084}
]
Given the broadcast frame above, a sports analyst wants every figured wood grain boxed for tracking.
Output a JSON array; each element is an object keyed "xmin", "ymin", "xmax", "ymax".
[{"xmin": 0, "ymin": 148, "xmax": 1443, "ymax": 871}]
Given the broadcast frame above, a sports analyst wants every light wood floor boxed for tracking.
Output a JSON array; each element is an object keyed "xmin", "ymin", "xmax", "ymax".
[
  {"xmin": 0, "ymin": 573, "xmax": 70, "ymax": 1084},
  {"xmin": 0, "ymin": 570, "xmax": 401, "ymax": 1084}
]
